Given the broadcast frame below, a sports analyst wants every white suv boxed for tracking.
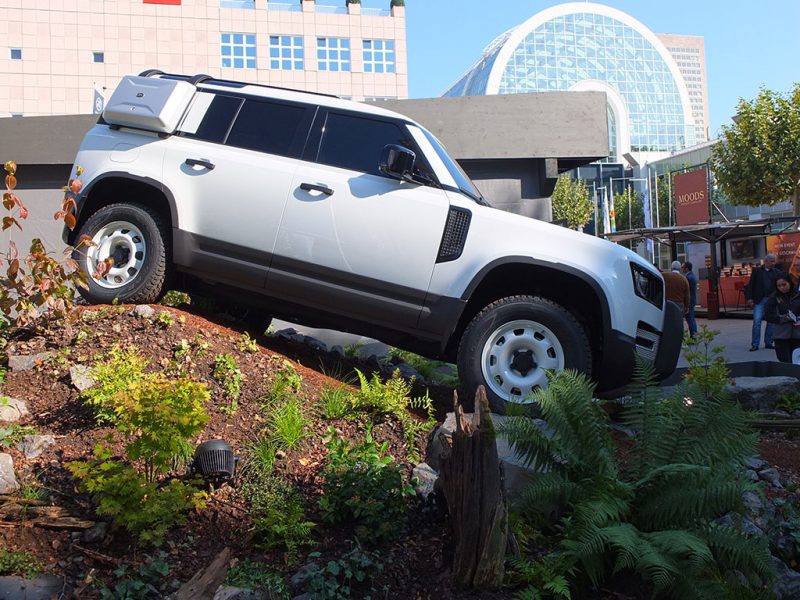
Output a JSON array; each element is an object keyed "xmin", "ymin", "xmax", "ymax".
[{"xmin": 66, "ymin": 71, "xmax": 682, "ymax": 412}]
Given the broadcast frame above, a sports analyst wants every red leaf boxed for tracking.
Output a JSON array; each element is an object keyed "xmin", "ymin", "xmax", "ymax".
[
  {"xmin": 8, "ymin": 240, "xmax": 18, "ymax": 260},
  {"xmin": 8, "ymin": 258, "xmax": 19, "ymax": 279},
  {"xmin": 4, "ymin": 161, "xmax": 16, "ymax": 175},
  {"xmin": 5, "ymin": 175, "xmax": 16, "ymax": 190},
  {"xmin": 69, "ymin": 179, "xmax": 83, "ymax": 194},
  {"xmin": 2, "ymin": 193, "xmax": 13, "ymax": 211},
  {"xmin": 18, "ymin": 204, "xmax": 28, "ymax": 220},
  {"xmin": 77, "ymin": 234, "xmax": 95, "ymax": 248},
  {"xmin": 64, "ymin": 213, "xmax": 76, "ymax": 230}
]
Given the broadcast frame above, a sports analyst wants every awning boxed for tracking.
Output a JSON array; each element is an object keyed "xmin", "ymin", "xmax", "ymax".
[{"xmin": 604, "ymin": 217, "xmax": 800, "ymax": 246}]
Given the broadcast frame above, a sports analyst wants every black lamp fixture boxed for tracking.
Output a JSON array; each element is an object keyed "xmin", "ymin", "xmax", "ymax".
[{"xmin": 193, "ymin": 439, "xmax": 236, "ymax": 483}]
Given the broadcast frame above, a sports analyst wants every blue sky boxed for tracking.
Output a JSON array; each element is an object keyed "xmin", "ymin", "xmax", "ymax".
[{"xmin": 395, "ymin": 0, "xmax": 800, "ymax": 137}]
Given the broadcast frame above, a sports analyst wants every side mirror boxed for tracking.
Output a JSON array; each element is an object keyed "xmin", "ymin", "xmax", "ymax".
[{"xmin": 379, "ymin": 144, "xmax": 416, "ymax": 181}]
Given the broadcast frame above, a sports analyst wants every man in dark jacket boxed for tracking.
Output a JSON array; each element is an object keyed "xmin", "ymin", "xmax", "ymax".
[
  {"xmin": 681, "ymin": 261, "xmax": 698, "ymax": 336},
  {"xmin": 745, "ymin": 253, "xmax": 784, "ymax": 350}
]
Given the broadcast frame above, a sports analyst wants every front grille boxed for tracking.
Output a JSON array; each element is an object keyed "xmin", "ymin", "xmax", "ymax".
[{"xmin": 436, "ymin": 207, "xmax": 471, "ymax": 263}]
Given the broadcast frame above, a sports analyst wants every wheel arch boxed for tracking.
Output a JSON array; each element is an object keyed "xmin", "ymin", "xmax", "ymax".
[
  {"xmin": 445, "ymin": 258, "xmax": 611, "ymax": 370},
  {"xmin": 66, "ymin": 173, "xmax": 177, "ymax": 246}
]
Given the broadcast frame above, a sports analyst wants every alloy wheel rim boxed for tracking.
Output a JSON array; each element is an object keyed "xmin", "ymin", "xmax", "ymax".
[
  {"xmin": 480, "ymin": 319, "xmax": 565, "ymax": 403},
  {"xmin": 85, "ymin": 221, "xmax": 146, "ymax": 289}
]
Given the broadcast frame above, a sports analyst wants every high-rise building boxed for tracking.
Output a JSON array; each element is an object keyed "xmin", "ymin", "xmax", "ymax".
[
  {"xmin": 444, "ymin": 2, "xmax": 706, "ymax": 165},
  {"xmin": 657, "ymin": 34, "xmax": 709, "ymax": 143},
  {"xmin": 0, "ymin": 0, "xmax": 407, "ymax": 117}
]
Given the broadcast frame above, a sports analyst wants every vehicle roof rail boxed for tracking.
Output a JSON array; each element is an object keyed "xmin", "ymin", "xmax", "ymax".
[{"xmin": 138, "ymin": 69, "xmax": 165, "ymax": 78}]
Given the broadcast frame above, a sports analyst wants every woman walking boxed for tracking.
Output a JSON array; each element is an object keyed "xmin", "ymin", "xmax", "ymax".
[{"xmin": 765, "ymin": 274, "xmax": 800, "ymax": 363}]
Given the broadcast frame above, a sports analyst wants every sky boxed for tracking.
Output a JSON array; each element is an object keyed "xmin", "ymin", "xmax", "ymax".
[{"xmin": 391, "ymin": 0, "xmax": 800, "ymax": 138}]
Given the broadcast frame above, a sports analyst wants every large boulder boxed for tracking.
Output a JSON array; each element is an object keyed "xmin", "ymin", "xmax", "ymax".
[
  {"xmin": 7, "ymin": 352, "xmax": 53, "ymax": 373},
  {"xmin": 0, "ymin": 453, "xmax": 19, "ymax": 494},
  {"xmin": 0, "ymin": 575, "xmax": 65, "ymax": 600},
  {"xmin": 16, "ymin": 435, "xmax": 55, "ymax": 460},
  {"xmin": 727, "ymin": 376, "xmax": 800, "ymax": 411}
]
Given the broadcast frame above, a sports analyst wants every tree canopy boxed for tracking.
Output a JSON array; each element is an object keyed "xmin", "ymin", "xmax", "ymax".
[
  {"xmin": 711, "ymin": 84, "xmax": 800, "ymax": 215},
  {"xmin": 551, "ymin": 176, "xmax": 593, "ymax": 231}
]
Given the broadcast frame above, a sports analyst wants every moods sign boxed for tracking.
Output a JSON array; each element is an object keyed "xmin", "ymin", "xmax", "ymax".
[{"xmin": 674, "ymin": 168, "xmax": 709, "ymax": 226}]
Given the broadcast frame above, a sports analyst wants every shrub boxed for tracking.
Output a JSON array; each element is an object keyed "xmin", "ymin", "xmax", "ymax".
[
  {"xmin": 304, "ymin": 544, "xmax": 384, "ymax": 600},
  {"xmin": 388, "ymin": 347, "xmax": 459, "ymax": 386},
  {"xmin": 225, "ymin": 559, "xmax": 288, "ymax": 598},
  {"xmin": 266, "ymin": 395, "xmax": 308, "ymax": 449},
  {"xmin": 69, "ymin": 445, "xmax": 206, "ymax": 546},
  {"xmin": 0, "ymin": 549, "xmax": 42, "ymax": 578},
  {"xmin": 156, "ymin": 310, "xmax": 176, "ymax": 327},
  {"xmin": 319, "ymin": 384, "xmax": 351, "ymax": 420},
  {"xmin": 159, "ymin": 290, "xmax": 192, "ymax": 307},
  {"xmin": 237, "ymin": 331, "xmax": 259, "ymax": 353},
  {"xmin": 82, "ymin": 345, "xmax": 150, "ymax": 424},
  {"xmin": 319, "ymin": 426, "xmax": 413, "ymax": 542},
  {"xmin": 98, "ymin": 555, "xmax": 170, "ymax": 599},
  {"xmin": 500, "ymin": 358, "xmax": 772, "ymax": 597},
  {"xmin": 0, "ymin": 423, "xmax": 37, "ymax": 449},
  {"xmin": 213, "ymin": 353, "xmax": 242, "ymax": 413},
  {"xmin": 265, "ymin": 361, "xmax": 302, "ymax": 403}
]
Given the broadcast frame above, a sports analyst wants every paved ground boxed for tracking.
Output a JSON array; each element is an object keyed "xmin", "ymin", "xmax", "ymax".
[{"xmin": 275, "ymin": 315, "xmax": 777, "ymax": 369}]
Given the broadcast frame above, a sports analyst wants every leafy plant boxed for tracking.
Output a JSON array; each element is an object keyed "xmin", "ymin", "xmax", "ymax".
[
  {"xmin": 319, "ymin": 426, "xmax": 414, "ymax": 542},
  {"xmin": 70, "ymin": 445, "xmax": 207, "ymax": 546},
  {"xmin": 265, "ymin": 361, "xmax": 303, "ymax": 403},
  {"xmin": 500, "ymin": 355, "xmax": 772, "ymax": 597},
  {"xmin": 224, "ymin": 559, "xmax": 288, "ymax": 598},
  {"xmin": 242, "ymin": 437, "xmax": 277, "ymax": 479},
  {"xmin": 349, "ymin": 369, "xmax": 435, "ymax": 462},
  {"xmin": 159, "ymin": 290, "xmax": 192, "ymax": 307},
  {"xmin": 83, "ymin": 345, "xmax": 150, "ymax": 424},
  {"xmin": 507, "ymin": 554, "xmax": 572, "ymax": 600},
  {"xmin": 237, "ymin": 331, "xmax": 259, "ymax": 353},
  {"xmin": 238, "ymin": 473, "xmax": 314, "ymax": 563},
  {"xmin": 265, "ymin": 395, "xmax": 308, "ymax": 449},
  {"xmin": 156, "ymin": 310, "xmax": 175, "ymax": 328},
  {"xmin": 0, "ymin": 423, "xmax": 37, "ymax": 449},
  {"xmin": 304, "ymin": 543, "xmax": 385, "ymax": 600},
  {"xmin": 320, "ymin": 384, "xmax": 351, "ymax": 420},
  {"xmin": 681, "ymin": 325, "xmax": 730, "ymax": 399},
  {"xmin": 550, "ymin": 176, "xmax": 593, "ymax": 231},
  {"xmin": 343, "ymin": 343, "xmax": 364, "ymax": 360},
  {"xmin": 98, "ymin": 555, "xmax": 170, "ymax": 599},
  {"xmin": 0, "ymin": 549, "xmax": 43, "ymax": 578},
  {"xmin": 213, "ymin": 353, "xmax": 242, "ymax": 413},
  {"xmin": 776, "ymin": 392, "xmax": 800, "ymax": 414},
  {"xmin": 388, "ymin": 347, "xmax": 459, "ymax": 386}
]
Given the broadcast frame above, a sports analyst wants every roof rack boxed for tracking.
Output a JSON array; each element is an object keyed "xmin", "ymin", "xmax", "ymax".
[{"xmin": 137, "ymin": 69, "xmax": 341, "ymax": 99}]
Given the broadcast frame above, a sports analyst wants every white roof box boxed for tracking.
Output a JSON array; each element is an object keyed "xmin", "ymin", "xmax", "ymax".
[{"xmin": 103, "ymin": 75, "xmax": 196, "ymax": 133}]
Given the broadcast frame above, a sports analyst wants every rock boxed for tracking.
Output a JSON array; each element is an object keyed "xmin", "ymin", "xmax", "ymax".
[
  {"xmin": 0, "ymin": 453, "xmax": 19, "ymax": 494},
  {"xmin": 213, "ymin": 586, "xmax": 269, "ymax": 600},
  {"xmin": 744, "ymin": 457, "xmax": 767, "ymax": 471},
  {"xmin": 742, "ymin": 490, "xmax": 764, "ymax": 513},
  {"xmin": 289, "ymin": 562, "xmax": 317, "ymax": 593},
  {"xmin": 727, "ymin": 377, "xmax": 800, "ymax": 411},
  {"xmin": 759, "ymin": 467, "xmax": 783, "ymax": 489},
  {"xmin": 133, "ymin": 304, "xmax": 155, "ymax": 319},
  {"xmin": 741, "ymin": 517, "xmax": 765, "ymax": 537},
  {"xmin": 330, "ymin": 345, "xmax": 344, "ymax": 357},
  {"xmin": 745, "ymin": 469, "xmax": 760, "ymax": 481},
  {"xmin": 302, "ymin": 336, "xmax": 327, "ymax": 353},
  {"xmin": 0, "ymin": 575, "xmax": 65, "ymax": 600},
  {"xmin": 773, "ymin": 556, "xmax": 800, "ymax": 600},
  {"xmin": 274, "ymin": 328, "xmax": 298, "ymax": 340},
  {"xmin": 7, "ymin": 352, "xmax": 53, "ymax": 373},
  {"xmin": 82, "ymin": 522, "xmax": 108, "ymax": 544},
  {"xmin": 393, "ymin": 362, "xmax": 425, "ymax": 384},
  {"xmin": 69, "ymin": 364, "xmax": 95, "ymax": 391},
  {"xmin": 0, "ymin": 397, "xmax": 29, "ymax": 423},
  {"xmin": 16, "ymin": 435, "xmax": 55, "ymax": 459},
  {"xmin": 412, "ymin": 463, "xmax": 438, "ymax": 499}
]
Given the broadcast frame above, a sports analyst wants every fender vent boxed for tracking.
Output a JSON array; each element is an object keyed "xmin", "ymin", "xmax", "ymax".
[{"xmin": 437, "ymin": 207, "xmax": 471, "ymax": 263}]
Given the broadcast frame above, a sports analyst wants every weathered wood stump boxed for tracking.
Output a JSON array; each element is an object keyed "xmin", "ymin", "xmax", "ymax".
[{"xmin": 439, "ymin": 385, "xmax": 508, "ymax": 589}]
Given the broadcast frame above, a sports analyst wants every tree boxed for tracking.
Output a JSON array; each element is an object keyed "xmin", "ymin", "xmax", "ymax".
[
  {"xmin": 550, "ymin": 176, "xmax": 593, "ymax": 231},
  {"xmin": 711, "ymin": 84, "xmax": 800, "ymax": 215},
  {"xmin": 613, "ymin": 186, "xmax": 644, "ymax": 231}
]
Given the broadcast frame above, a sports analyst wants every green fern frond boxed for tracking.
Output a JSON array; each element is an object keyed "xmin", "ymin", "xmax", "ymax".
[
  {"xmin": 704, "ymin": 524, "xmax": 774, "ymax": 582},
  {"xmin": 500, "ymin": 415, "xmax": 562, "ymax": 473}
]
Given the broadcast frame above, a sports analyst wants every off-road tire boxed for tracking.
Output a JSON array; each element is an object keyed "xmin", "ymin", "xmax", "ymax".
[{"xmin": 457, "ymin": 295, "xmax": 592, "ymax": 414}]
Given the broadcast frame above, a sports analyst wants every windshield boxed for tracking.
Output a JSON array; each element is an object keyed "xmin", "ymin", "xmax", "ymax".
[{"xmin": 420, "ymin": 128, "xmax": 491, "ymax": 206}]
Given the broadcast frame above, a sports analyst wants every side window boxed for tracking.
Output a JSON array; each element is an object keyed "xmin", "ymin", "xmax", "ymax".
[
  {"xmin": 226, "ymin": 99, "xmax": 309, "ymax": 158},
  {"xmin": 180, "ymin": 93, "xmax": 242, "ymax": 143},
  {"xmin": 317, "ymin": 113, "xmax": 408, "ymax": 177}
]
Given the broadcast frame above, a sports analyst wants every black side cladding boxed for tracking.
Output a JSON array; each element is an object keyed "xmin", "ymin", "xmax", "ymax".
[{"xmin": 437, "ymin": 207, "xmax": 472, "ymax": 263}]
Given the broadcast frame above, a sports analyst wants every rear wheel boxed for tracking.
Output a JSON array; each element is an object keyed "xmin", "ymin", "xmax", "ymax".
[
  {"xmin": 457, "ymin": 295, "xmax": 591, "ymax": 413},
  {"xmin": 74, "ymin": 203, "xmax": 169, "ymax": 305}
]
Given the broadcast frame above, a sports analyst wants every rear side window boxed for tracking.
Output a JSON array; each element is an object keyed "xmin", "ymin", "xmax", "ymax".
[
  {"xmin": 317, "ymin": 112, "xmax": 408, "ymax": 177},
  {"xmin": 181, "ymin": 93, "xmax": 242, "ymax": 143},
  {"xmin": 226, "ymin": 99, "xmax": 309, "ymax": 158}
]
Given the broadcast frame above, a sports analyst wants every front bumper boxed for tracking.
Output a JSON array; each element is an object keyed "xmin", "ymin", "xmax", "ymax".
[{"xmin": 596, "ymin": 300, "xmax": 683, "ymax": 394}]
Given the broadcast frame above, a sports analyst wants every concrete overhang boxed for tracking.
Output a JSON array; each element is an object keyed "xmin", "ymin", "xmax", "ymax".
[{"xmin": 369, "ymin": 91, "xmax": 609, "ymax": 167}]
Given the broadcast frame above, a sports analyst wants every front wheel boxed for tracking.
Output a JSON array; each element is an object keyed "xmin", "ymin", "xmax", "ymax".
[
  {"xmin": 74, "ymin": 203, "xmax": 169, "ymax": 305},
  {"xmin": 457, "ymin": 295, "xmax": 591, "ymax": 414}
]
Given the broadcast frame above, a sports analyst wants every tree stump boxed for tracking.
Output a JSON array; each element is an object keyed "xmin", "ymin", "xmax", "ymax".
[{"xmin": 439, "ymin": 385, "xmax": 508, "ymax": 589}]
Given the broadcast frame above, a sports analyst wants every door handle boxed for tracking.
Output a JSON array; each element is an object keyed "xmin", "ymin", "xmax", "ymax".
[
  {"xmin": 185, "ymin": 158, "xmax": 215, "ymax": 170},
  {"xmin": 300, "ymin": 182, "xmax": 333, "ymax": 196}
]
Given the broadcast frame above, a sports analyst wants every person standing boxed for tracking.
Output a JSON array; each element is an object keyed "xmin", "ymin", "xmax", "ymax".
[
  {"xmin": 662, "ymin": 261, "xmax": 690, "ymax": 316},
  {"xmin": 681, "ymin": 261, "xmax": 698, "ymax": 336},
  {"xmin": 764, "ymin": 274, "xmax": 800, "ymax": 362},
  {"xmin": 744, "ymin": 253, "xmax": 784, "ymax": 351}
]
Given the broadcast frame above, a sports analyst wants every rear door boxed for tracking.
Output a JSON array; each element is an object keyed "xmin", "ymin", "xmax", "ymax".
[
  {"xmin": 270, "ymin": 109, "xmax": 450, "ymax": 330},
  {"xmin": 163, "ymin": 92, "xmax": 314, "ymax": 290}
]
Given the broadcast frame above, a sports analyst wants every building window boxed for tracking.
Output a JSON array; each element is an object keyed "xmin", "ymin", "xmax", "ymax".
[
  {"xmin": 221, "ymin": 33, "xmax": 256, "ymax": 69},
  {"xmin": 9, "ymin": 48, "xmax": 21, "ymax": 60},
  {"xmin": 10, "ymin": 112, "xmax": 23, "ymax": 118},
  {"xmin": 362, "ymin": 39, "xmax": 395, "ymax": 74},
  {"xmin": 317, "ymin": 37, "xmax": 350, "ymax": 72},
  {"xmin": 270, "ymin": 36, "xmax": 304, "ymax": 70},
  {"xmin": 93, "ymin": 52, "xmax": 105, "ymax": 63},
  {"xmin": 220, "ymin": 0, "xmax": 255, "ymax": 7}
]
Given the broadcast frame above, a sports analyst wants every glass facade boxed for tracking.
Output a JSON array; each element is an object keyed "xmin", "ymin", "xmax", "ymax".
[
  {"xmin": 270, "ymin": 35, "xmax": 304, "ymax": 70},
  {"xmin": 363, "ymin": 39, "xmax": 395, "ymax": 74},
  {"xmin": 221, "ymin": 33, "xmax": 257, "ymax": 69},
  {"xmin": 317, "ymin": 37, "xmax": 351, "ymax": 72},
  {"xmin": 444, "ymin": 9, "xmax": 695, "ymax": 156}
]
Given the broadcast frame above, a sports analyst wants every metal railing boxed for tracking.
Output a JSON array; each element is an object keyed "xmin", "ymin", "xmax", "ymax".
[
  {"xmin": 315, "ymin": 4, "xmax": 348, "ymax": 14},
  {"xmin": 267, "ymin": 2, "xmax": 302, "ymax": 11},
  {"xmin": 361, "ymin": 7, "xmax": 391, "ymax": 16},
  {"xmin": 220, "ymin": 0, "xmax": 255, "ymax": 7}
]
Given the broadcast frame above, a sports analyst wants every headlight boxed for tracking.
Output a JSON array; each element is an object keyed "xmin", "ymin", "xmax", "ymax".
[{"xmin": 631, "ymin": 263, "xmax": 664, "ymax": 309}]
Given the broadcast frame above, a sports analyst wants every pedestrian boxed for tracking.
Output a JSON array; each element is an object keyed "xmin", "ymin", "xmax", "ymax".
[
  {"xmin": 744, "ymin": 253, "xmax": 784, "ymax": 351},
  {"xmin": 764, "ymin": 274, "xmax": 800, "ymax": 362},
  {"xmin": 681, "ymin": 261, "xmax": 698, "ymax": 336},
  {"xmin": 662, "ymin": 260, "xmax": 690, "ymax": 316}
]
